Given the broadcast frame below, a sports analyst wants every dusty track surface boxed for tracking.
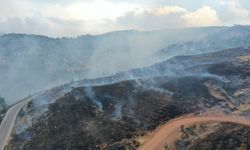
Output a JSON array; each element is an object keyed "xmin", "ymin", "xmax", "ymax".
[{"xmin": 138, "ymin": 115, "xmax": 250, "ymax": 150}]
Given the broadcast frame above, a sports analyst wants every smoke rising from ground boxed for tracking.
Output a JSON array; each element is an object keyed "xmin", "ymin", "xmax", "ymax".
[
  {"xmin": 84, "ymin": 87, "xmax": 103, "ymax": 110},
  {"xmin": 0, "ymin": 25, "xmax": 250, "ymax": 104}
]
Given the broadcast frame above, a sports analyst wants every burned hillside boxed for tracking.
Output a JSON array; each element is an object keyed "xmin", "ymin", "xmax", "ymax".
[{"xmin": 6, "ymin": 48, "xmax": 250, "ymax": 150}]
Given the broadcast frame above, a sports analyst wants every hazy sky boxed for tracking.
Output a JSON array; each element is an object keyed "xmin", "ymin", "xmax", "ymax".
[{"xmin": 0, "ymin": 0, "xmax": 249, "ymax": 37}]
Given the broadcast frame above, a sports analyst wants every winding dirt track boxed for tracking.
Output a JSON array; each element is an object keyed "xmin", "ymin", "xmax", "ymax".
[{"xmin": 138, "ymin": 115, "xmax": 250, "ymax": 150}]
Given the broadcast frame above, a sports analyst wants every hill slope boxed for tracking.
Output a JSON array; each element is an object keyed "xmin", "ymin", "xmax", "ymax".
[
  {"xmin": 3, "ymin": 25, "xmax": 250, "ymax": 103},
  {"xmin": 6, "ymin": 47, "xmax": 250, "ymax": 150}
]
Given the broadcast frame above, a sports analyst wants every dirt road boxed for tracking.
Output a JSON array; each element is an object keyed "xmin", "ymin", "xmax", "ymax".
[{"xmin": 138, "ymin": 115, "xmax": 250, "ymax": 150}]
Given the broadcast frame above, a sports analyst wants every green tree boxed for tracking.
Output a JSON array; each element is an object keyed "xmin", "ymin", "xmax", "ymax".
[{"xmin": 0, "ymin": 96, "xmax": 6, "ymax": 111}]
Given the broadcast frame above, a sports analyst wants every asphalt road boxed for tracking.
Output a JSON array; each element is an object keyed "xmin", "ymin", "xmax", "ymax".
[{"xmin": 0, "ymin": 98, "xmax": 30, "ymax": 150}]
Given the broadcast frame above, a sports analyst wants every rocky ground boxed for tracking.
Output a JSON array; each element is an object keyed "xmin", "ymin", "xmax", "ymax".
[
  {"xmin": 6, "ymin": 47, "xmax": 250, "ymax": 150},
  {"xmin": 176, "ymin": 123, "xmax": 250, "ymax": 150}
]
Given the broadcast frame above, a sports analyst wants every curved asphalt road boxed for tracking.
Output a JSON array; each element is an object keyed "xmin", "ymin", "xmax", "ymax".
[{"xmin": 0, "ymin": 98, "xmax": 30, "ymax": 150}]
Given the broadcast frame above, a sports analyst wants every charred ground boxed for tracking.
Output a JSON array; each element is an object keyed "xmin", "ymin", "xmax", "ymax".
[
  {"xmin": 6, "ymin": 48, "xmax": 250, "ymax": 150},
  {"xmin": 177, "ymin": 123, "xmax": 250, "ymax": 150}
]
